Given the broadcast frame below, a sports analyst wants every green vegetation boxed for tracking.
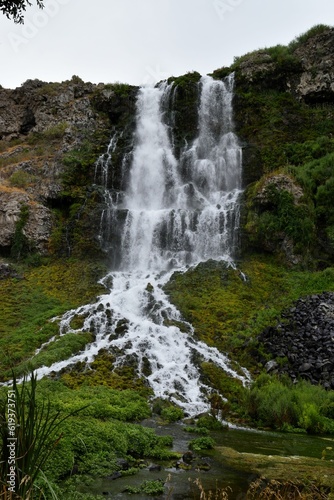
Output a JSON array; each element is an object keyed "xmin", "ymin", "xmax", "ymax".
[
  {"xmin": 188, "ymin": 436, "xmax": 216, "ymax": 451},
  {"xmin": 167, "ymin": 70, "xmax": 201, "ymax": 87},
  {"xmin": 183, "ymin": 425, "xmax": 209, "ymax": 435},
  {"xmin": 293, "ymin": 153, "xmax": 334, "ymax": 252},
  {"xmin": 0, "ymin": 372, "xmax": 86, "ymax": 499},
  {"xmin": 243, "ymin": 374, "xmax": 334, "ymax": 433},
  {"xmin": 160, "ymin": 405, "xmax": 184, "ymax": 422},
  {"xmin": 0, "ymin": 259, "xmax": 105, "ymax": 379},
  {"xmin": 224, "ymin": 25, "xmax": 334, "ymax": 264},
  {"xmin": 1, "ymin": 23, "xmax": 334, "ymax": 499},
  {"xmin": 8, "ymin": 170, "xmax": 35, "ymax": 188},
  {"xmin": 165, "ymin": 257, "xmax": 334, "ymax": 402},
  {"xmin": 0, "ymin": 375, "xmax": 175, "ymax": 499},
  {"xmin": 289, "ymin": 24, "xmax": 332, "ymax": 50},
  {"xmin": 124, "ymin": 480, "xmax": 164, "ymax": 495}
]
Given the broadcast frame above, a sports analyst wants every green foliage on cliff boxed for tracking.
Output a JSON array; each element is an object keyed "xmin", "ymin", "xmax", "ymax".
[
  {"xmin": 244, "ymin": 175, "xmax": 316, "ymax": 262},
  {"xmin": 227, "ymin": 25, "xmax": 334, "ymax": 265},
  {"xmin": 289, "ymin": 24, "xmax": 332, "ymax": 49}
]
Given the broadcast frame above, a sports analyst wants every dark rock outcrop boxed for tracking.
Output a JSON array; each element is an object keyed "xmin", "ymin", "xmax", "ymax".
[{"xmin": 257, "ymin": 292, "xmax": 334, "ymax": 388}]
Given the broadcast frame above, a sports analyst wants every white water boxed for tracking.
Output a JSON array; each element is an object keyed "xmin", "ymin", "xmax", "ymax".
[{"xmin": 29, "ymin": 74, "xmax": 251, "ymax": 415}]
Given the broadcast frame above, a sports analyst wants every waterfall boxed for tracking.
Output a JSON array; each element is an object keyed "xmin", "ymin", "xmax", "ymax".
[
  {"xmin": 29, "ymin": 74, "xmax": 250, "ymax": 415},
  {"xmin": 119, "ymin": 74, "xmax": 243, "ymax": 271}
]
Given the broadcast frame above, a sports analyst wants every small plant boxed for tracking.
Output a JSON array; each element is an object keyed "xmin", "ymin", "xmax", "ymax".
[
  {"xmin": 184, "ymin": 425, "xmax": 209, "ymax": 435},
  {"xmin": 124, "ymin": 479, "xmax": 165, "ymax": 495},
  {"xmin": 161, "ymin": 405, "xmax": 184, "ymax": 422},
  {"xmin": 188, "ymin": 436, "xmax": 216, "ymax": 451},
  {"xmin": 8, "ymin": 170, "xmax": 34, "ymax": 188},
  {"xmin": 196, "ymin": 415, "xmax": 224, "ymax": 431}
]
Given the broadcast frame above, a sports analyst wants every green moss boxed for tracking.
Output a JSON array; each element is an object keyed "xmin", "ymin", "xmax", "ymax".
[
  {"xmin": 60, "ymin": 350, "xmax": 151, "ymax": 395},
  {"xmin": 165, "ymin": 257, "xmax": 334, "ymax": 372},
  {"xmin": 188, "ymin": 436, "xmax": 216, "ymax": 451},
  {"xmin": 0, "ymin": 259, "xmax": 105, "ymax": 380},
  {"xmin": 16, "ymin": 332, "xmax": 94, "ymax": 375},
  {"xmin": 161, "ymin": 405, "xmax": 184, "ymax": 422}
]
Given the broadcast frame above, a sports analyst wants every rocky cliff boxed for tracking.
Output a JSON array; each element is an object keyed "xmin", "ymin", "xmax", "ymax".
[
  {"xmin": 0, "ymin": 25, "xmax": 334, "ymax": 266},
  {"xmin": 0, "ymin": 77, "xmax": 136, "ymax": 257}
]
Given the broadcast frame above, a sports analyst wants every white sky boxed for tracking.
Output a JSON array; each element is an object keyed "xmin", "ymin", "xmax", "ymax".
[{"xmin": 0, "ymin": 0, "xmax": 333, "ymax": 89}]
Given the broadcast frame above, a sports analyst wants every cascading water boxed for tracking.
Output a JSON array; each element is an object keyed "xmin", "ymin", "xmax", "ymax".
[{"xmin": 30, "ymin": 74, "xmax": 251, "ymax": 415}]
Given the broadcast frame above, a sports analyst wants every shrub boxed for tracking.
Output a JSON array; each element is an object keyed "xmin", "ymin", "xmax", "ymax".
[
  {"xmin": 161, "ymin": 405, "xmax": 184, "ymax": 422},
  {"xmin": 289, "ymin": 24, "xmax": 332, "ymax": 51},
  {"xmin": 8, "ymin": 170, "xmax": 34, "ymax": 188},
  {"xmin": 196, "ymin": 415, "xmax": 225, "ymax": 430},
  {"xmin": 244, "ymin": 375, "xmax": 334, "ymax": 434},
  {"xmin": 188, "ymin": 436, "xmax": 216, "ymax": 451}
]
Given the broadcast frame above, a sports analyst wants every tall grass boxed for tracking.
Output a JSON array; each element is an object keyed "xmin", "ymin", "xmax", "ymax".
[
  {"xmin": 244, "ymin": 374, "xmax": 334, "ymax": 434},
  {"xmin": 0, "ymin": 372, "xmax": 87, "ymax": 499}
]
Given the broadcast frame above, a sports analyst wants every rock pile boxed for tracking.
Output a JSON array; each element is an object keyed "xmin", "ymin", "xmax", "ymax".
[{"xmin": 258, "ymin": 292, "xmax": 334, "ymax": 389}]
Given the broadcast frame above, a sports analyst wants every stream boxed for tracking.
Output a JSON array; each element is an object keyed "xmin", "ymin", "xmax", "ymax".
[{"xmin": 81, "ymin": 420, "xmax": 334, "ymax": 499}]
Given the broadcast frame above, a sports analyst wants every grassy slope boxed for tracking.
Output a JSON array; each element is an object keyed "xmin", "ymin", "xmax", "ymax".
[{"xmin": 0, "ymin": 260, "xmax": 105, "ymax": 379}]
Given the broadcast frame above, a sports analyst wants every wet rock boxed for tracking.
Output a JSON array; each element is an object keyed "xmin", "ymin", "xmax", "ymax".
[
  {"xmin": 116, "ymin": 458, "xmax": 130, "ymax": 471},
  {"xmin": 148, "ymin": 463, "xmax": 161, "ymax": 472},
  {"xmin": 182, "ymin": 451, "xmax": 195, "ymax": 464},
  {"xmin": 114, "ymin": 318, "xmax": 129, "ymax": 335},
  {"xmin": 0, "ymin": 262, "xmax": 22, "ymax": 280},
  {"xmin": 265, "ymin": 360, "xmax": 279, "ymax": 373},
  {"xmin": 105, "ymin": 471, "xmax": 122, "ymax": 480},
  {"xmin": 299, "ymin": 362, "xmax": 313, "ymax": 372}
]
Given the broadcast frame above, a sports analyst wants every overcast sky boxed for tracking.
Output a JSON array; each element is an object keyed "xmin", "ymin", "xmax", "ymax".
[{"xmin": 0, "ymin": 0, "xmax": 333, "ymax": 89}]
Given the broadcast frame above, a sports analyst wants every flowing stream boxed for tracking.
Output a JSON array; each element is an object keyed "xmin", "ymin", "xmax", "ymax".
[{"xmin": 33, "ymin": 74, "xmax": 251, "ymax": 415}]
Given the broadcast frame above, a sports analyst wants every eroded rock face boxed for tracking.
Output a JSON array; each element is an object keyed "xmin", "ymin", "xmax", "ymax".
[
  {"xmin": 0, "ymin": 187, "xmax": 52, "ymax": 253},
  {"xmin": 236, "ymin": 27, "xmax": 334, "ymax": 104},
  {"xmin": 293, "ymin": 29, "xmax": 334, "ymax": 103},
  {"xmin": 0, "ymin": 77, "xmax": 138, "ymax": 257},
  {"xmin": 0, "ymin": 189, "xmax": 29, "ymax": 248},
  {"xmin": 254, "ymin": 174, "xmax": 303, "ymax": 206},
  {"xmin": 0, "ymin": 78, "xmax": 98, "ymax": 141}
]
